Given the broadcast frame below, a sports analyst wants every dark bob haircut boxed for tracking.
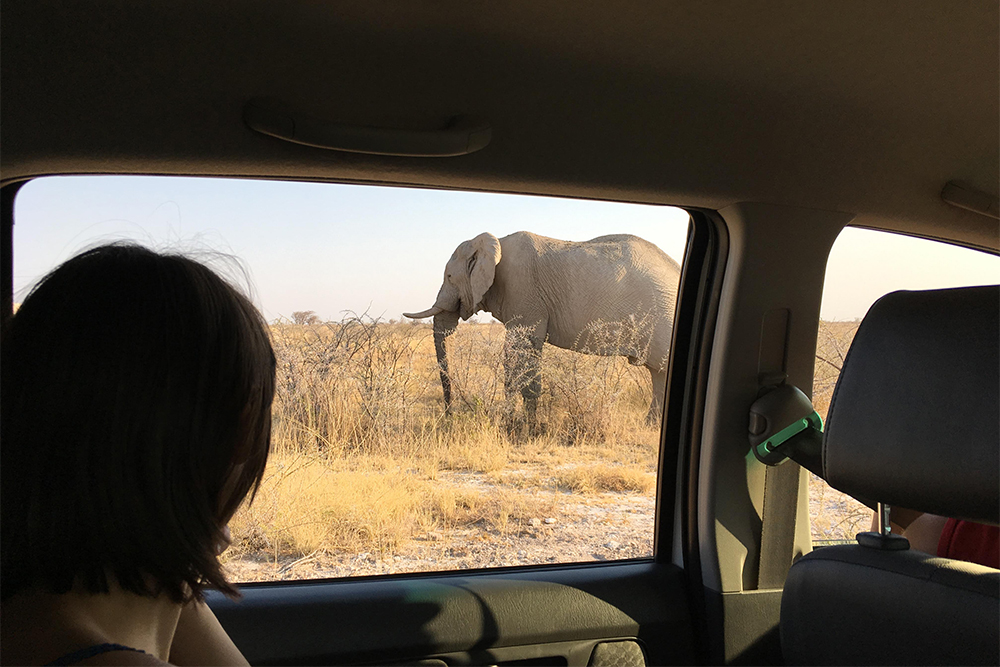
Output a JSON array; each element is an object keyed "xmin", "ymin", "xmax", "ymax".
[{"xmin": 2, "ymin": 243, "xmax": 275, "ymax": 602}]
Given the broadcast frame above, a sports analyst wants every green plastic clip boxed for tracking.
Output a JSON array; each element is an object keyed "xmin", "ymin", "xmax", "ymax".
[{"xmin": 755, "ymin": 410, "xmax": 824, "ymax": 460}]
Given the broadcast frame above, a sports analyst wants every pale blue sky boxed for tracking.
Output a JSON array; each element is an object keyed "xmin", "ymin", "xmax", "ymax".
[
  {"xmin": 822, "ymin": 226, "xmax": 999, "ymax": 319},
  {"xmin": 13, "ymin": 176, "xmax": 999, "ymax": 322}
]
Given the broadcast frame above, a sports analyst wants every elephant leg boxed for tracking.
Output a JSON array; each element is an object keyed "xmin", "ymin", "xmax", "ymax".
[
  {"xmin": 647, "ymin": 366, "xmax": 667, "ymax": 426},
  {"xmin": 504, "ymin": 322, "xmax": 545, "ymax": 423},
  {"xmin": 520, "ymin": 337, "xmax": 544, "ymax": 421},
  {"xmin": 503, "ymin": 331, "xmax": 525, "ymax": 408}
]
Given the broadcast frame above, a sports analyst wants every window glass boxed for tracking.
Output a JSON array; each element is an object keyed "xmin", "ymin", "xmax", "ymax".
[
  {"xmin": 810, "ymin": 227, "xmax": 999, "ymax": 545},
  {"xmin": 13, "ymin": 176, "xmax": 690, "ymax": 581}
]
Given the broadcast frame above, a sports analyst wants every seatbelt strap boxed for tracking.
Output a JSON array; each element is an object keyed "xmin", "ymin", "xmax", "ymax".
[
  {"xmin": 758, "ymin": 461, "xmax": 801, "ymax": 588},
  {"xmin": 752, "ymin": 309, "xmax": 809, "ymax": 588},
  {"xmin": 750, "ymin": 384, "xmax": 817, "ymax": 589}
]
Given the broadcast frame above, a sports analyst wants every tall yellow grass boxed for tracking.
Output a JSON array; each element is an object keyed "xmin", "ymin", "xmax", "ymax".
[
  {"xmin": 224, "ymin": 315, "xmax": 661, "ymax": 564},
  {"xmin": 222, "ymin": 316, "xmax": 867, "ymax": 567}
]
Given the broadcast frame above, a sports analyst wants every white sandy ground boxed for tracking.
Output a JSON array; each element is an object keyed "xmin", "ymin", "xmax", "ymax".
[
  {"xmin": 224, "ymin": 470, "xmax": 867, "ymax": 583},
  {"xmin": 225, "ymin": 468, "xmax": 655, "ymax": 582}
]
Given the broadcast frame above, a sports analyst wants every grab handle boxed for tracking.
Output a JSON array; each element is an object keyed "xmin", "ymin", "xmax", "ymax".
[{"xmin": 244, "ymin": 100, "xmax": 491, "ymax": 157}]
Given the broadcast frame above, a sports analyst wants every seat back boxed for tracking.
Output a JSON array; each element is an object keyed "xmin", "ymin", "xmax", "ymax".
[{"xmin": 780, "ymin": 285, "xmax": 1000, "ymax": 666}]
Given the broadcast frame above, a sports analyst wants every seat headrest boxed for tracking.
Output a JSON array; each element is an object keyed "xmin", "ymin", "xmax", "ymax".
[{"xmin": 823, "ymin": 285, "xmax": 999, "ymax": 525}]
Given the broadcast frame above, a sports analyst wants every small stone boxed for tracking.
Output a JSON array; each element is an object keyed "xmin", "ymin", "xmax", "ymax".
[
  {"xmin": 528, "ymin": 518, "xmax": 542, "ymax": 527},
  {"xmin": 544, "ymin": 517, "xmax": 557, "ymax": 525},
  {"xmin": 605, "ymin": 541, "xmax": 620, "ymax": 550},
  {"xmin": 517, "ymin": 550, "xmax": 528, "ymax": 558}
]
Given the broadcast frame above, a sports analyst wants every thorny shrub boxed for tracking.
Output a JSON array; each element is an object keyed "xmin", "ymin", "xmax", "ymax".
[
  {"xmin": 810, "ymin": 319, "xmax": 869, "ymax": 543},
  {"xmin": 545, "ymin": 313, "xmax": 659, "ymax": 443},
  {"xmin": 812, "ymin": 319, "xmax": 861, "ymax": 420},
  {"xmin": 443, "ymin": 315, "xmax": 660, "ymax": 443},
  {"xmin": 270, "ymin": 313, "xmax": 432, "ymax": 456},
  {"xmin": 226, "ymin": 314, "xmax": 864, "ymax": 564}
]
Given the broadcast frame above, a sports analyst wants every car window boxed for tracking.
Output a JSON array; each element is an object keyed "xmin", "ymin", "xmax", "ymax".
[
  {"xmin": 810, "ymin": 227, "xmax": 999, "ymax": 545},
  {"xmin": 13, "ymin": 176, "xmax": 690, "ymax": 581}
]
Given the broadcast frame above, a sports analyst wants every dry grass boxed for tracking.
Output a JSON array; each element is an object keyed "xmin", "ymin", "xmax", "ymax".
[
  {"xmin": 223, "ymin": 316, "xmax": 869, "ymax": 571},
  {"xmin": 555, "ymin": 464, "xmax": 656, "ymax": 494},
  {"xmin": 232, "ymin": 455, "xmax": 432, "ymax": 558},
  {"xmin": 810, "ymin": 320, "xmax": 870, "ymax": 541},
  {"xmin": 224, "ymin": 448, "xmax": 555, "ymax": 565},
  {"xmin": 813, "ymin": 319, "xmax": 861, "ymax": 421},
  {"xmin": 225, "ymin": 315, "xmax": 661, "ymax": 564},
  {"xmin": 808, "ymin": 474, "xmax": 873, "ymax": 541}
]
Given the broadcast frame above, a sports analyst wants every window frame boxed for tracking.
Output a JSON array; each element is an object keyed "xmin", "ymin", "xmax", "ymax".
[{"xmin": 4, "ymin": 177, "xmax": 730, "ymax": 589}]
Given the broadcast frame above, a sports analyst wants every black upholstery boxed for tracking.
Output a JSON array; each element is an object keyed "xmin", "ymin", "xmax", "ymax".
[
  {"xmin": 783, "ymin": 546, "xmax": 1000, "ymax": 665},
  {"xmin": 781, "ymin": 286, "xmax": 1000, "ymax": 666},
  {"xmin": 823, "ymin": 285, "xmax": 999, "ymax": 524}
]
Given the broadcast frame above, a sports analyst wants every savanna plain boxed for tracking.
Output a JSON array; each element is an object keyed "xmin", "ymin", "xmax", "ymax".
[{"xmin": 223, "ymin": 316, "xmax": 869, "ymax": 582}]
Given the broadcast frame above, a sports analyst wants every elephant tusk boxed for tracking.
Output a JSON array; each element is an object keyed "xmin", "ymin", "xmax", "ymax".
[{"xmin": 403, "ymin": 306, "xmax": 444, "ymax": 319}]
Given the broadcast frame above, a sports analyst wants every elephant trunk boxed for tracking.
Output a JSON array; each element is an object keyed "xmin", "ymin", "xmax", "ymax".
[{"xmin": 432, "ymin": 311, "xmax": 460, "ymax": 413}]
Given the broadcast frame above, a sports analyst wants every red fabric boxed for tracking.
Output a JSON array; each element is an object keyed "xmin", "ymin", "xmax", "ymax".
[{"xmin": 937, "ymin": 519, "xmax": 1000, "ymax": 569}]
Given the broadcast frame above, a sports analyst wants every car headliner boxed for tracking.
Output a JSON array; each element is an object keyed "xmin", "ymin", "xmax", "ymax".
[{"xmin": 1, "ymin": 2, "xmax": 997, "ymax": 251}]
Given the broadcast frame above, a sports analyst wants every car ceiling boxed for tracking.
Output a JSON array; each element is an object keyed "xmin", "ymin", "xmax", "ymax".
[{"xmin": 2, "ymin": 2, "xmax": 997, "ymax": 250}]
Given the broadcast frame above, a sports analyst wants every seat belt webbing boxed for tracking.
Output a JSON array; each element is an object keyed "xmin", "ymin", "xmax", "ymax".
[{"xmin": 758, "ymin": 461, "xmax": 801, "ymax": 589}]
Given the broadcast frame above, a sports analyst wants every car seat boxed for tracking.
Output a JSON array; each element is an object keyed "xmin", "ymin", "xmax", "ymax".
[{"xmin": 780, "ymin": 285, "xmax": 1000, "ymax": 666}]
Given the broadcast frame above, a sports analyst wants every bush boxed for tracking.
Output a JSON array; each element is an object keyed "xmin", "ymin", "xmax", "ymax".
[
  {"xmin": 228, "ymin": 314, "xmax": 664, "ymax": 565},
  {"xmin": 270, "ymin": 314, "xmax": 433, "ymax": 457}
]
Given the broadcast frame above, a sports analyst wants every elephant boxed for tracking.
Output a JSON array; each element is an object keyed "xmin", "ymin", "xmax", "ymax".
[{"xmin": 403, "ymin": 231, "xmax": 681, "ymax": 424}]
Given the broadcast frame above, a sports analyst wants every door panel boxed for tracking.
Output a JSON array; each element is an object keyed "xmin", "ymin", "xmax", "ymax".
[{"xmin": 208, "ymin": 561, "xmax": 694, "ymax": 666}]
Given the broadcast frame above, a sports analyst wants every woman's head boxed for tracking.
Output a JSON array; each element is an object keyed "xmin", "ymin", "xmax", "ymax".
[{"xmin": 1, "ymin": 243, "xmax": 275, "ymax": 602}]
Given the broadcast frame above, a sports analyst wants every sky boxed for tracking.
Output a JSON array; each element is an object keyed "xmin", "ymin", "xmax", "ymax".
[{"xmin": 13, "ymin": 175, "xmax": 1000, "ymax": 322}]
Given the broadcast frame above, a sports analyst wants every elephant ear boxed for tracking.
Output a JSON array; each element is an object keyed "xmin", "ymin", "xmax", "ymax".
[{"xmin": 469, "ymin": 232, "xmax": 502, "ymax": 309}]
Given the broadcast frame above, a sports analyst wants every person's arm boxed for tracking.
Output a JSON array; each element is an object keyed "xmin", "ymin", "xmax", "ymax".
[{"xmin": 168, "ymin": 599, "xmax": 249, "ymax": 666}]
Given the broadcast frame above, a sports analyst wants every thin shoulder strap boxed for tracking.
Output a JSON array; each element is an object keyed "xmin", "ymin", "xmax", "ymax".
[{"xmin": 45, "ymin": 642, "xmax": 147, "ymax": 666}]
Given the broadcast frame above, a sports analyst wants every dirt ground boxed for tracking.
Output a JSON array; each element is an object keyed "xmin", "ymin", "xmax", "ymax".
[
  {"xmin": 224, "ymin": 469, "xmax": 872, "ymax": 582},
  {"xmin": 225, "ymin": 468, "xmax": 654, "ymax": 582}
]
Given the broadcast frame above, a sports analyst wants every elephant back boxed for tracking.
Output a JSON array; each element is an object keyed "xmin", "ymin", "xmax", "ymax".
[{"xmin": 526, "ymin": 233, "xmax": 680, "ymax": 367}]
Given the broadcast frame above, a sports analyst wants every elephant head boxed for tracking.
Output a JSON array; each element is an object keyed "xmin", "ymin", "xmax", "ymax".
[{"xmin": 404, "ymin": 233, "xmax": 502, "ymax": 411}]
